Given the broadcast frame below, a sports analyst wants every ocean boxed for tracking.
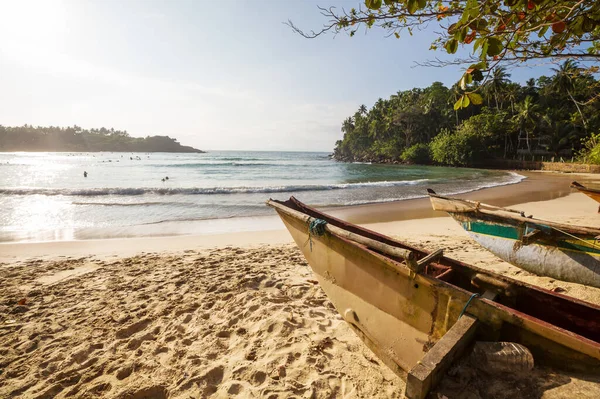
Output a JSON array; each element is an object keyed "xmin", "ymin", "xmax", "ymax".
[{"xmin": 0, "ymin": 151, "xmax": 524, "ymax": 242}]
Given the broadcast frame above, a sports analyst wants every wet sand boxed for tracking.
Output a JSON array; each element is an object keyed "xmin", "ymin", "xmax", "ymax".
[
  {"xmin": 1, "ymin": 173, "xmax": 600, "ymax": 398},
  {"xmin": 329, "ymin": 170, "xmax": 588, "ymax": 224}
]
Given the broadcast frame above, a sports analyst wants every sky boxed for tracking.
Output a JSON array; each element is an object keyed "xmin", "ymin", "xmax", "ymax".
[{"xmin": 0, "ymin": 0, "xmax": 555, "ymax": 152}]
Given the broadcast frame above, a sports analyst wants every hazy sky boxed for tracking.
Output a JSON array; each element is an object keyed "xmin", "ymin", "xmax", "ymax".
[{"xmin": 0, "ymin": 0, "xmax": 554, "ymax": 151}]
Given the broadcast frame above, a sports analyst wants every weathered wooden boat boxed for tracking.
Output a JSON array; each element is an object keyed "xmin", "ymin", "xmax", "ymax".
[
  {"xmin": 572, "ymin": 181, "xmax": 600, "ymax": 211},
  {"xmin": 267, "ymin": 197, "xmax": 600, "ymax": 399},
  {"xmin": 428, "ymin": 189, "xmax": 600, "ymax": 289}
]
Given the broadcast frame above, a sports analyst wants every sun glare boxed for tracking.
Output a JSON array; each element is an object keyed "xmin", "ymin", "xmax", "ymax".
[{"xmin": 0, "ymin": 0, "xmax": 67, "ymax": 50}]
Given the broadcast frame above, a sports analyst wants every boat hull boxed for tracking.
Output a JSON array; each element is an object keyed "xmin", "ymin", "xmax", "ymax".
[
  {"xmin": 581, "ymin": 190, "xmax": 600, "ymax": 204},
  {"xmin": 277, "ymin": 211, "xmax": 450, "ymax": 376},
  {"xmin": 453, "ymin": 215, "xmax": 600, "ymax": 288}
]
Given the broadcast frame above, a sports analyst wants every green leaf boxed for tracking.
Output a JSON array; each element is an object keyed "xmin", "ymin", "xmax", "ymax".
[
  {"xmin": 469, "ymin": 61, "xmax": 487, "ymax": 70},
  {"xmin": 454, "ymin": 96, "xmax": 464, "ymax": 111},
  {"xmin": 468, "ymin": 0, "xmax": 479, "ymax": 18},
  {"xmin": 445, "ymin": 39, "xmax": 458, "ymax": 54},
  {"xmin": 487, "ymin": 37, "xmax": 503, "ymax": 56},
  {"xmin": 473, "ymin": 37, "xmax": 484, "ymax": 52},
  {"xmin": 462, "ymin": 95, "xmax": 471, "ymax": 108},
  {"xmin": 365, "ymin": 0, "xmax": 382, "ymax": 10},
  {"xmin": 460, "ymin": 0, "xmax": 478, "ymax": 24},
  {"xmin": 383, "ymin": 0, "xmax": 395, "ymax": 5},
  {"xmin": 472, "ymin": 69, "xmax": 484, "ymax": 82},
  {"xmin": 418, "ymin": 0, "xmax": 426, "ymax": 8},
  {"xmin": 480, "ymin": 39, "xmax": 489, "ymax": 60},
  {"xmin": 460, "ymin": 73, "xmax": 473, "ymax": 90},
  {"xmin": 583, "ymin": 16, "xmax": 595, "ymax": 33},
  {"xmin": 394, "ymin": 32, "xmax": 400, "ymax": 39},
  {"xmin": 407, "ymin": 0, "xmax": 418, "ymax": 14},
  {"xmin": 454, "ymin": 95, "xmax": 471, "ymax": 110},
  {"xmin": 538, "ymin": 25, "xmax": 549, "ymax": 38},
  {"xmin": 467, "ymin": 92, "xmax": 483, "ymax": 105}
]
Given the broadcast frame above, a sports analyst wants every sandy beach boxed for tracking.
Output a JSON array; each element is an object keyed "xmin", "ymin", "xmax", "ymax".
[{"xmin": 1, "ymin": 174, "xmax": 600, "ymax": 398}]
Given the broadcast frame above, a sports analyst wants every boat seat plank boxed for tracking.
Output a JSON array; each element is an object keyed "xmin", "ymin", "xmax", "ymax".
[
  {"xmin": 405, "ymin": 314, "xmax": 479, "ymax": 399},
  {"xmin": 417, "ymin": 249, "xmax": 444, "ymax": 268},
  {"xmin": 405, "ymin": 291, "xmax": 496, "ymax": 399}
]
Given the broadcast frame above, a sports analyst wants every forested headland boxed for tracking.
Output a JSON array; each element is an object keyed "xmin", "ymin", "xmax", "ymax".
[
  {"xmin": 333, "ymin": 62, "xmax": 600, "ymax": 167},
  {"xmin": 0, "ymin": 125, "xmax": 204, "ymax": 153}
]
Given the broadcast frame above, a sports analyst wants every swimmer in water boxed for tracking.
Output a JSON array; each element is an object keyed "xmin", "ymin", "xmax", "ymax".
[{"xmin": 84, "ymin": 171, "xmax": 88, "ymax": 177}]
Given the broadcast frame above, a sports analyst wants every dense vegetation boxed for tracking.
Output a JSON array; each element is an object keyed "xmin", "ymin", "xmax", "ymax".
[
  {"xmin": 0, "ymin": 125, "xmax": 203, "ymax": 153},
  {"xmin": 333, "ymin": 61, "xmax": 600, "ymax": 166}
]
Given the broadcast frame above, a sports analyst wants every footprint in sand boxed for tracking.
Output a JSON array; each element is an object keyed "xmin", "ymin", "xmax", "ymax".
[
  {"xmin": 115, "ymin": 318, "xmax": 151, "ymax": 340},
  {"xmin": 117, "ymin": 385, "xmax": 168, "ymax": 399}
]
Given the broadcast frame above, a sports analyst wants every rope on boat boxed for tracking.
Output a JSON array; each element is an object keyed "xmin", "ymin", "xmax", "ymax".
[
  {"xmin": 308, "ymin": 218, "xmax": 328, "ymax": 251},
  {"xmin": 459, "ymin": 293, "xmax": 480, "ymax": 319},
  {"xmin": 549, "ymin": 225, "xmax": 600, "ymax": 249}
]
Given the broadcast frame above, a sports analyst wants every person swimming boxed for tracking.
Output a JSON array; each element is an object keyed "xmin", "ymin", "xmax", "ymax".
[{"xmin": 83, "ymin": 171, "xmax": 88, "ymax": 177}]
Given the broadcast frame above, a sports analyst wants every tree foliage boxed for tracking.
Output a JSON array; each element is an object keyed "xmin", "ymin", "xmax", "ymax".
[
  {"xmin": 579, "ymin": 132, "xmax": 600, "ymax": 164},
  {"xmin": 333, "ymin": 61, "xmax": 600, "ymax": 166},
  {"xmin": 401, "ymin": 143, "xmax": 432, "ymax": 164},
  {"xmin": 289, "ymin": 0, "xmax": 600, "ymax": 108},
  {"xmin": 0, "ymin": 125, "xmax": 203, "ymax": 153}
]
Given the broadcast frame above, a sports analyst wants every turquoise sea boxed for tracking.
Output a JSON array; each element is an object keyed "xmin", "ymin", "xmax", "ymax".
[{"xmin": 0, "ymin": 151, "xmax": 524, "ymax": 242}]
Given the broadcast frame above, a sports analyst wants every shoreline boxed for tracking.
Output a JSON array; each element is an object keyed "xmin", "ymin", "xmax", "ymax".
[
  {"xmin": 1, "ymin": 169, "xmax": 595, "ymax": 250},
  {"xmin": 1, "ymin": 170, "xmax": 598, "ymax": 263}
]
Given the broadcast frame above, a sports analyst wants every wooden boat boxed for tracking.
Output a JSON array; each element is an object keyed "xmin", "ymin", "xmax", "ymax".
[
  {"xmin": 572, "ymin": 181, "xmax": 600, "ymax": 211},
  {"xmin": 427, "ymin": 189, "xmax": 600, "ymax": 288},
  {"xmin": 267, "ymin": 197, "xmax": 600, "ymax": 398}
]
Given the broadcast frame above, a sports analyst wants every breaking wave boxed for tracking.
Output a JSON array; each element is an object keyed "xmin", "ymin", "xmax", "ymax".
[{"xmin": 0, "ymin": 179, "xmax": 431, "ymax": 196}]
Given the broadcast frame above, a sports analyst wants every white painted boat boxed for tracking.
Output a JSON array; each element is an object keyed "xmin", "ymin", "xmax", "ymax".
[
  {"xmin": 267, "ymin": 197, "xmax": 600, "ymax": 398},
  {"xmin": 428, "ymin": 189, "xmax": 600, "ymax": 288}
]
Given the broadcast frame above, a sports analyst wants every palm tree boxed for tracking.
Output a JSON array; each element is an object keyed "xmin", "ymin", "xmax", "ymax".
[
  {"xmin": 513, "ymin": 96, "xmax": 539, "ymax": 153},
  {"xmin": 504, "ymin": 83, "xmax": 520, "ymax": 114},
  {"xmin": 341, "ymin": 117, "xmax": 354, "ymax": 135},
  {"xmin": 540, "ymin": 115, "xmax": 576, "ymax": 157},
  {"xmin": 358, "ymin": 104, "xmax": 367, "ymax": 115},
  {"xmin": 551, "ymin": 60, "xmax": 587, "ymax": 130},
  {"xmin": 487, "ymin": 67, "xmax": 511, "ymax": 110}
]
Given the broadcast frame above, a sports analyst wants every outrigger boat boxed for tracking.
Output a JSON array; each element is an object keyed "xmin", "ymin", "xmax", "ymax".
[
  {"xmin": 267, "ymin": 197, "xmax": 600, "ymax": 399},
  {"xmin": 427, "ymin": 189, "xmax": 600, "ymax": 289},
  {"xmin": 571, "ymin": 181, "xmax": 600, "ymax": 212}
]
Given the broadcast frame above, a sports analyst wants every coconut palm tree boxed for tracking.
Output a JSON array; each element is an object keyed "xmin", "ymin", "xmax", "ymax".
[
  {"xmin": 540, "ymin": 114, "xmax": 576, "ymax": 157},
  {"xmin": 341, "ymin": 117, "xmax": 354, "ymax": 135},
  {"xmin": 551, "ymin": 60, "xmax": 587, "ymax": 130},
  {"xmin": 358, "ymin": 104, "xmax": 367, "ymax": 115},
  {"xmin": 513, "ymin": 96, "xmax": 539, "ymax": 153},
  {"xmin": 487, "ymin": 67, "xmax": 511, "ymax": 110}
]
